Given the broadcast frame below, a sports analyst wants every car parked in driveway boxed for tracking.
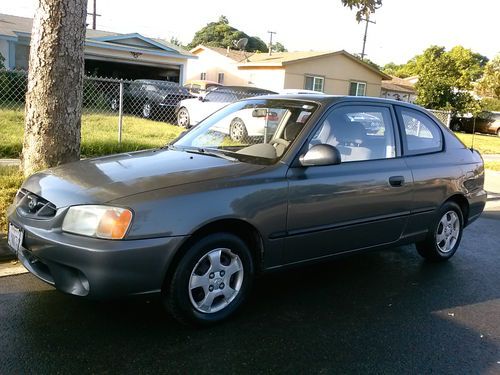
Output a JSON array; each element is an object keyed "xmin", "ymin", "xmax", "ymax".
[
  {"xmin": 451, "ymin": 111, "xmax": 500, "ymax": 136},
  {"xmin": 183, "ymin": 79, "xmax": 221, "ymax": 96},
  {"xmin": 111, "ymin": 79, "xmax": 194, "ymax": 121},
  {"xmin": 176, "ymin": 86, "xmax": 276, "ymax": 129},
  {"xmin": 8, "ymin": 96, "xmax": 486, "ymax": 325}
]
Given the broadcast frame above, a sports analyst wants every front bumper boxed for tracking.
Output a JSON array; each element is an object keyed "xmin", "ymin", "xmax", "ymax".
[{"xmin": 8, "ymin": 211, "xmax": 187, "ymax": 299}]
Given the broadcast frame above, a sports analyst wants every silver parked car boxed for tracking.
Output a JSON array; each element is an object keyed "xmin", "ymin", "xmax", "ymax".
[{"xmin": 8, "ymin": 96, "xmax": 486, "ymax": 325}]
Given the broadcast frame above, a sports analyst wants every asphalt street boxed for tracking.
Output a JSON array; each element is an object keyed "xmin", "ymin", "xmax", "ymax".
[{"xmin": 1, "ymin": 208, "xmax": 499, "ymax": 374}]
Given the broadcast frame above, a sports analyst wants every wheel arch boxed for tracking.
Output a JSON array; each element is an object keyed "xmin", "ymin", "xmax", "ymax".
[
  {"xmin": 443, "ymin": 194, "xmax": 470, "ymax": 226},
  {"xmin": 162, "ymin": 218, "xmax": 264, "ymax": 288}
]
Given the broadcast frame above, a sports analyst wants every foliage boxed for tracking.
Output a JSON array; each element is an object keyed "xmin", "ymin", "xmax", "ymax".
[
  {"xmin": 480, "ymin": 97, "xmax": 500, "ymax": 112},
  {"xmin": 382, "ymin": 60, "xmax": 418, "ymax": 78},
  {"xmin": 341, "ymin": 0, "xmax": 383, "ymax": 21},
  {"xmin": 353, "ymin": 54, "xmax": 381, "ymax": 70},
  {"xmin": 169, "ymin": 37, "xmax": 184, "ymax": 48},
  {"xmin": 0, "ymin": 53, "xmax": 4, "ymax": 69},
  {"xmin": 272, "ymin": 42, "xmax": 287, "ymax": 53},
  {"xmin": 0, "ymin": 108, "xmax": 183, "ymax": 159},
  {"xmin": 392, "ymin": 45, "xmax": 488, "ymax": 114},
  {"xmin": 476, "ymin": 55, "xmax": 500, "ymax": 99},
  {"xmin": 187, "ymin": 16, "xmax": 268, "ymax": 52}
]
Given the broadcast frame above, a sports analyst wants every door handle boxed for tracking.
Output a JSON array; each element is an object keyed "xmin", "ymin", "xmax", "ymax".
[{"xmin": 389, "ymin": 176, "xmax": 405, "ymax": 187}]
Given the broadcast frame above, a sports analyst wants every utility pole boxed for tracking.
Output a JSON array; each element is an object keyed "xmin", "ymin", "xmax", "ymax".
[
  {"xmin": 360, "ymin": 15, "xmax": 375, "ymax": 60},
  {"xmin": 87, "ymin": 0, "xmax": 101, "ymax": 29},
  {"xmin": 267, "ymin": 31, "xmax": 276, "ymax": 56}
]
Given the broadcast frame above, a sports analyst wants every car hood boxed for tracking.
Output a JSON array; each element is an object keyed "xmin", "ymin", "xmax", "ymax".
[{"xmin": 22, "ymin": 149, "xmax": 266, "ymax": 208}]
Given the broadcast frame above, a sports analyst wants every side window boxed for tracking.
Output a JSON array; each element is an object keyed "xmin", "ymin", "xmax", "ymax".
[
  {"xmin": 398, "ymin": 108, "xmax": 443, "ymax": 155},
  {"xmin": 309, "ymin": 105, "xmax": 396, "ymax": 163}
]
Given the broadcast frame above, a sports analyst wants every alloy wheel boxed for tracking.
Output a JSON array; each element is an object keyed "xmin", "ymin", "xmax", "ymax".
[
  {"xmin": 188, "ymin": 248, "xmax": 244, "ymax": 314},
  {"xmin": 435, "ymin": 210, "xmax": 460, "ymax": 253}
]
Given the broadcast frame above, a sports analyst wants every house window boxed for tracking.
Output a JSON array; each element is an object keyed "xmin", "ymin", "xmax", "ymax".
[
  {"xmin": 200, "ymin": 72, "xmax": 207, "ymax": 80},
  {"xmin": 218, "ymin": 72, "xmax": 224, "ymax": 84},
  {"xmin": 304, "ymin": 76, "xmax": 324, "ymax": 92},
  {"xmin": 349, "ymin": 81, "xmax": 366, "ymax": 96}
]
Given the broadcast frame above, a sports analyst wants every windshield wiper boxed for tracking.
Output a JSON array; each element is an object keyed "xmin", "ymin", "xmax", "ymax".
[{"xmin": 183, "ymin": 147, "xmax": 238, "ymax": 162}]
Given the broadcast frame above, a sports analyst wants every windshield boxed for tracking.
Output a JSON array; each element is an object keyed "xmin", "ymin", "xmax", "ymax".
[{"xmin": 173, "ymin": 98, "xmax": 318, "ymax": 165}]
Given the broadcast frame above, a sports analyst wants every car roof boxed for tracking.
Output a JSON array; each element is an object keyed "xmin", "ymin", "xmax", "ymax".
[
  {"xmin": 134, "ymin": 79, "xmax": 177, "ymax": 86},
  {"xmin": 185, "ymin": 79, "xmax": 221, "ymax": 86},
  {"xmin": 245, "ymin": 94, "xmax": 432, "ymax": 112},
  {"xmin": 213, "ymin": 86, "xmax": 277, "ymax": 95}
]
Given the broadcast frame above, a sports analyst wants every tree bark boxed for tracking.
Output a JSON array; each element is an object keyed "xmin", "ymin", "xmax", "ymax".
[{"xmin": 22, "ymin": 0, "xmax": 88, "ymax": 176}]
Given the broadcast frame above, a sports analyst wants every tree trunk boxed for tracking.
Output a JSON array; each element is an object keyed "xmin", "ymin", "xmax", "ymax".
[{"xmin": 22, "ymin": 0, "xmax": 88, "ymax": 176}]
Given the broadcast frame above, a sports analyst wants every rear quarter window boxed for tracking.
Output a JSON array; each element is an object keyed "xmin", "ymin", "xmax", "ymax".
[{"xmin": 397, "ymin": 107, "xmax": 443, "ymax": 155}]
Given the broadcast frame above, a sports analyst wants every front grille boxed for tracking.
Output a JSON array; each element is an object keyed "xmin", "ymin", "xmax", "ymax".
[{"xmin": 16, "ymin": 189, "xmax": 57, "ymax": 219}]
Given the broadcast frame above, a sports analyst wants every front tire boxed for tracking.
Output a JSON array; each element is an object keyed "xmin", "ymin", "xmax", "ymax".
[
  {"xmin": 416, "ymin": 201, "xmax": 464, "ymax": 262},
  {"xmin": 163, "ymin": 233, "xmax": 254, "ymax": 326}
]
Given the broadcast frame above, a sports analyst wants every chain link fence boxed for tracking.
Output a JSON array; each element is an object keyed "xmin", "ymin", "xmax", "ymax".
[
  {"xmin": 0, "ymin": 68, "xmax": 454, "ymax": 157},
  {"xmin": 427, "ymin": 109, "xmax": 452, "ymax": 128},
  {"xmin": 0, "ymin": 69, "xmax": 276, "ymax": 145}
]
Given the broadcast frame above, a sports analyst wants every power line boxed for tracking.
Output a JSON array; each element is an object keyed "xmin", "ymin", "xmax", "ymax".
[
  {"xmin": 267, "ymin": 31, "xmax": 276, "ymax": 56},
  {"xmin": 86, "ymin": 0, "xmax": 101, "ymax": 30},
  {"xmin": 360, "ymin": 15, "xmax": 375, "ymax": 60}
]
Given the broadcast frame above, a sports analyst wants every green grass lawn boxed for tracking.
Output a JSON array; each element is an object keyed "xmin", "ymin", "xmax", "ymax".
[
  {"xmin": 485, "ymin": 162, "xmax": 500, "ymax": 171},
  {"xmin": 0, "ymin": 108, "xmax": 183, "ymax": 234},
  {"xmin": 0, "ymin": 108, "xmax": 183, "ymax": 158},
  {"xmin": 0, "ymin": 166, "xmax": 24, "ymax": 234},
  {"xmin": 454, "ymin": 132, "xmax": 500, "ymax": 155}
]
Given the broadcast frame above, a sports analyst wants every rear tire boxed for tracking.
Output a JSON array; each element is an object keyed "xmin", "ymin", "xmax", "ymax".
[
  {"xmin": 177, "ymin": 107, "xmax": 190, "ymax": 128},
  {"xmin": 416, "ymin": 201, "xmax": 464, "ymax": 262},
  {"xmin": 451, "ymin": 122, "xmax": 461, "ymax": 132},
  {"xmin": 110, "ymin": 98, "xmax": 118, "ymax": 111},
  {"xmin": 496, "ymin": 128, "xmax": 500, "ymax": 137},
  {"xmin": 163, "ymin": 232, "xmax": 254, "ymax": 326},
  {"xmin": 142, "ymin": 102, "xmax": 152, "ymax": 119}
]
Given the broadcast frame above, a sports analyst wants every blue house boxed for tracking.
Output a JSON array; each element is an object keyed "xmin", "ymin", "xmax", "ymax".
[{"xmin": 0, "ymin": 13, "xmax": 196, "ymax": 82}]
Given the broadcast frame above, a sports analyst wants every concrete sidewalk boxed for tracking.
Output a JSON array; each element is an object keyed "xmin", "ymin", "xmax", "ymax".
[
  {"xmin": 482, "ymin": 154, "xmax": 500, "ymax": 162},
  {"xmin": 0, "ymin": 159, "xmax": 20, "ymax": 167}
]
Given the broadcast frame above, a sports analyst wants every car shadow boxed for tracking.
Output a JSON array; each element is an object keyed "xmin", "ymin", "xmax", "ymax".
[{"xmin": 1, "ymin": 239, "xmax": 499, "ymax": 374}]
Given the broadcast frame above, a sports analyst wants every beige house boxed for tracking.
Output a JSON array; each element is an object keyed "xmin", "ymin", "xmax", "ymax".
[{"xmin": 187, "ymin": 45, "xmax": 390, "ymax": 96}]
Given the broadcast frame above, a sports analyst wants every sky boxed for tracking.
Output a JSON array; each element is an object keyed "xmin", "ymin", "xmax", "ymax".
[{"xmin": 1, "ymin": 0, "xmax": 499, "ymax": 65}]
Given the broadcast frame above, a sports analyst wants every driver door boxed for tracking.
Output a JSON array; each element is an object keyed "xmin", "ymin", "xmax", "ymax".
[{"xmin": 284, "ymin": 103, "xmax": 413, "ymax": 264}]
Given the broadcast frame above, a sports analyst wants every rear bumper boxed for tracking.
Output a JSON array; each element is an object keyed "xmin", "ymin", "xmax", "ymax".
[
  {"xmin": 466, "ymin": 188, "xmax": 487, "ymax": 226},
  {"xmin": 9, "ymin": 216, "xmax": 187, "ymax": 299}
]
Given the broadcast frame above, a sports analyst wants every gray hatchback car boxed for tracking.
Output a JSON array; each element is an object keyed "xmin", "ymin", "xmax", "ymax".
[{"xmin": 8, "ymin": 96, "xmax": 486, "ymax": 325}]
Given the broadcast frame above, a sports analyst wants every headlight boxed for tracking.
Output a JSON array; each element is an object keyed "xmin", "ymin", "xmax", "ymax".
[{"xmin": 62, "ymin": 205, "xmax": 133, "ymax": 240}]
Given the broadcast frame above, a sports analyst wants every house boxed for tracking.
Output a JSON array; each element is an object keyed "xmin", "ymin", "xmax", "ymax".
[
  {"xmin": 381, "ymin": 76, "xmax": 417, "ymax": 102},
  {"xmin": 0, "ymin": 13, "xmax": 196, "ymax": 82},
  {"xmin": 186, "ymin": 45, "xmax": 391, "ymax": 96}
]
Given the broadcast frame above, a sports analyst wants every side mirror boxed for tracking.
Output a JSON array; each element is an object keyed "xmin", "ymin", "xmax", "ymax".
[{"xmin": 299, "ymin": 144, "xmax": 341, "ymax": 167}]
